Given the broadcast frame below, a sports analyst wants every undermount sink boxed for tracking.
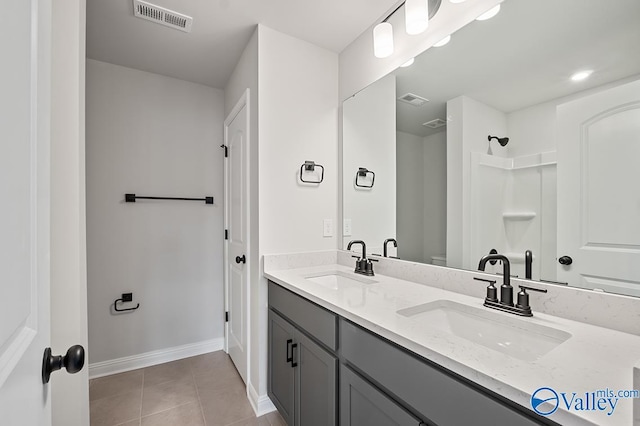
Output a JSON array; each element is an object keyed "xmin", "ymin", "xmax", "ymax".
[
  {"xmin": 397, "ymin": 300, "xmax": 571, "ymax": 361},
  {"xmin": 305, "ymin": 271, "xmax": 377, "ymax": 289}
]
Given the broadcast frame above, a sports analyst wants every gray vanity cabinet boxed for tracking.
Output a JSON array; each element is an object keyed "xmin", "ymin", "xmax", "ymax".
[
  {"xmin": 268, "ymin": 282, "xmax": 337, "ymax": 426},
  {"xmin": 341, "ymin": 365, "xmax": 424, "ymax": 426}
]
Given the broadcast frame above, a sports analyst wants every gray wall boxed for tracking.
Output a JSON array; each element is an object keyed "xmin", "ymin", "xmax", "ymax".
[
  {"xmin": 397, "ymin": 130, "xmax": 447, "ymax": 264},
  {"xmin": 86, "ymin": 59, "xmax": 225, "ymax": 364}
]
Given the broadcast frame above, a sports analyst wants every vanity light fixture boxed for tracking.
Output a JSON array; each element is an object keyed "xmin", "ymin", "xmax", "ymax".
[
  {"xmin": 476, "ymin": 4, "xmax": 501, "ymax": 21},
  {"xmin": 433, "ymin": 34, "xmax": 451, "ymax": 47},
  {"xmin": 570, "ymin": 70, "xmax": 593, "ymax": 81},
  {"xmin": 400, "ymin": 58, "xmax": 415, "ymax": 67},
  {"xmin": 373, "ymin": 0, "xmax": 442, "ymax": 58}
]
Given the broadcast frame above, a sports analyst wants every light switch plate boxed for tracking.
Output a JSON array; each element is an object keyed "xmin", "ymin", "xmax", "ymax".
[
  {"xmin": 323, "ymin": 219, "xmax": 333, "ymax": 237},
  {"xmin": 343, "ymin": 219, "xmax": 352, "ymax": 236}
]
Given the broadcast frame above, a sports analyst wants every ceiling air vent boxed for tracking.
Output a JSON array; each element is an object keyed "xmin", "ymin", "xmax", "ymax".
[
  {"xmin": 397, "ymin": 93, "xmax": 429, "ymax": 107},
  {"xmin": 422, "ymin": 118, "xmax": 447, "ymax": 129},
  {"xmin": 133, "ymin": 0, "xmax": 193, "ymax": 33}
]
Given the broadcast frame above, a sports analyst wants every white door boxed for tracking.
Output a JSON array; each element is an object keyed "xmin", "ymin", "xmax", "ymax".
[
  {"xmin": 224, "ymin": 90, "xmax": 250, "ymax": 384},
  {"xmin": 0, "ymin": 0, "xmax": 53, "ymax": 424},
  {"xmin": 557, "ymin": 78, "xmax": 640, "ymax": 296}
]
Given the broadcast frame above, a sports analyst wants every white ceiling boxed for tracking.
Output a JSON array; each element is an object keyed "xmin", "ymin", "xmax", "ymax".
[
  {"xmin": 392, "ymin": 0, "xmax": 640, "ymax": 137},
  {"xmin": 87, "ymin": 0, "xmax": 399, "ymax": 89}
]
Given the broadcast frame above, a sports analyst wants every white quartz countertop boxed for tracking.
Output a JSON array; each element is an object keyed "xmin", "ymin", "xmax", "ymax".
[{"xmin": 264, "ymin": 262, "xmax": 640, "ymax": 426}]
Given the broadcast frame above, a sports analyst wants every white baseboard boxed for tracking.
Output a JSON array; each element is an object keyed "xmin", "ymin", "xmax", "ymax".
[
  {"xmin": 247, "ymin": 383, "xmax": 276, "ymax": 417},
  {"xmin": 88, "ymin": 338, "xmax": 224, "ymax": 379}
]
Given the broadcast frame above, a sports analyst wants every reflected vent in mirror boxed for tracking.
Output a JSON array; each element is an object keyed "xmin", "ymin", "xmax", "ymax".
[
  {"xmin": 397, "ymin": 93, "xmax": 429, "ymax": 107},
  {"xmin": 133, "ymin": 0, "xmax": 193, "ymax": 33},
  {"xmin": 422, "ymin": 118, "xmax": 447, "ymax": 129}
]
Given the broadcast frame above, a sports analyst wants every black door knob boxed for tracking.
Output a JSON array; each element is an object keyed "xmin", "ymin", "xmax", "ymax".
[
  {"xmin": 558, "ymin": 256, "xmax": 573, "ymax": 265},
  {"xmin": 42, "ymin": 344, "xmax": 85, "ymax": 384},
  {"xmin": 235, "ymin": 255, "xmax": 246, "ymax": 264}
]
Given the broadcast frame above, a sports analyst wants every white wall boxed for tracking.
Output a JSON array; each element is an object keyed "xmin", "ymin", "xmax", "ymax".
[
  {"xmin": 343, "ymin": 74, "xmax": 396, "ymax": 254},
  {"xmin": 397, "ymin": 131, "xmax": 424, "ymax": 262},
  {"xmin": 422, "ymin": 131, "xmax": 447, "ymax": 263},
  {"xmin": 223, "ymin": 27, "xmax": 264, "ymax": 411},
  {"xmin": 256, "ymin": 24, "xmax": 338, "ymax": 405},
  {"xmin": 51, "ymin": 0, "xmax": 89, "ymax": 424},
  {"xmin": 86, "ymin": 60, "xmax": 225, "ymax": 365},
  {"xmin": 338, "ymin": 0, "xmax": 502, "ymax": 101},
  {"xmin": 447, "ymin": 96, "xmax": 507, "ymax": 270}
]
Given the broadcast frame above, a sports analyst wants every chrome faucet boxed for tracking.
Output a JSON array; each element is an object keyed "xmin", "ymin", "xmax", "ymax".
[
  {"xmin": 383, "ymin": 238, "xmax": 397, "ymax": 257},
  {"xmin": 525, "ymin": 250, "xmax": 533, "ymax": 280},
  {"xmin": 477, "ymin": 253, "xmax": 547, "ymax": 316},
  {"xmin": 347, "ymin": 240, "xmax": 375, "ymax": 276},
  {"xmin": 478, "ymin": 253, "xmax": 513, "ymax": 305}
]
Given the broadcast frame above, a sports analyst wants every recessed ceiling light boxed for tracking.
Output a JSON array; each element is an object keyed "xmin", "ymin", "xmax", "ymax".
[
  {"xmin": 570, "ymin": 70, "xmax": 593, "ymax": 81},
  {"xmin": 400, "ymin": 58, "xmax": 415, "ymax": 67},
  {"xmin": 476, "ymin": 4, "xmax": 500, "ymax": 21},
  {"xmin": 433, "ymin": 35, "xmax": 451, "ymax": 47}
]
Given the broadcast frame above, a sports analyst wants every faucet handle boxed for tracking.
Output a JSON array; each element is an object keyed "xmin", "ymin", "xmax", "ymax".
[
  {"xmin": 519, "ymin": 285, "xmax": 547, "ymax": 293},
  {"xmin": 516, "ymin": 285, "xmax": 548, "ymax": 314},
  {"xmin": 474, "ymin": 277, "xmax": 498, "ymax": 303}
]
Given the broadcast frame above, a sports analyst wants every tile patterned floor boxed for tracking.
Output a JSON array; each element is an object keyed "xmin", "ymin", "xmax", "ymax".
[{"xmin": 89, "ymin": 351, "xmax": 286, "ymax": 426}]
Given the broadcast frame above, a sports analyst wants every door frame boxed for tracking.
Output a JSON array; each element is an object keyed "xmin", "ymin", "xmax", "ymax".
[{"xmin": 223, "ymin": 88, "xmax": 251, "ymax": 385}]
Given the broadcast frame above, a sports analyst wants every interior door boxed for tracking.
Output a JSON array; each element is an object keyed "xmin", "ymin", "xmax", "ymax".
[
  {"xmin": 224, "ymin": 91, "xmax": 249, "ymax": 384},
  {"xmin": 0, "ymin": 0, "xmax": 53, "ymax": 424},
  {"xmin": 557, "ymin": 78, "xmax": 640, "ymax": 296}
]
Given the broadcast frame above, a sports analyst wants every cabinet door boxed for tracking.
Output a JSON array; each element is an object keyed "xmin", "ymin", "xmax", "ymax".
[
  {"xmin": 295, "ymin": 332, "xmax": 337, "ymax": 426},
  {"xmin": 268, "ymin": 310, "xmax": 296, "ymax": 425},
  {"xmin": 341, "ymin": 366, "xmax": 422, "ymax": 426}
]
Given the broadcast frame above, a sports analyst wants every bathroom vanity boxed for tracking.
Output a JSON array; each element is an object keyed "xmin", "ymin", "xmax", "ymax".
[{"xmin": 264, "ymin": 251, "xmax": 640, "ymax": 426}]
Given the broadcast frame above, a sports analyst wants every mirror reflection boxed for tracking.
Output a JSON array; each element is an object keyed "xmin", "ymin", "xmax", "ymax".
[{"xmin": 342, "ymin": 0, "xmax": 640, "ymax": 296}]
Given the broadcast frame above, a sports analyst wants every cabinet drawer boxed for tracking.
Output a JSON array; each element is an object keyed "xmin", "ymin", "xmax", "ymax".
[
  {"xmin": 268, "ymin": 281, "xmax": 337, "ymax": 351},
  {"xmin": 341, "ymin": 365, "xmax": 423, "ymax": 426},
  {"xmin": 340, "ymin": 319, "xmax": 550, "ymax": 426}
]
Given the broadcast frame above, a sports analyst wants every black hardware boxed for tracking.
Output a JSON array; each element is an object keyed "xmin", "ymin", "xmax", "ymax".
[
  {"xmin": 383, "ymin": 238, "xmax": 397, "ymax": 257},
  {"xmin": 235, "ymin": 255, "xmax": 246, "ymax": 264},
  {"xmin": 114, "ymin": 294, "xmax": 140, "ymax": 312},
  {"xmin": 286, "ymin": 339, "xmax": 293, "ymax": 363},
  {"xmin": 225, "ymin": 311, "xmax": 229, "ymax": 322},
  {"xmin": 488, "ymin": 135, "xmax": 509, "ymax": 146},
  {"xmin": 224, "ymin": 229, "xmax": 228, "ymax": 240},
  {"xmin": 474, "ymin": 277, "xmax": 498, "ymax": 303},
  {"xmin": 540, "ymin": 279, "xmax": 569, "ymax": 286},
  {"xmin": 515, "ymin": 285, "xmax": 549, "ymax": 316},
  {"xmin": 291, "ymin": 343, "xmax": 298, "ymax": 367},
  {"xmin": 348, "ymin": 240, "xmax": 375, "ymax": 276},
  {"xmin": 299, "ymin": 161, "xmax": 324, "ymax": 184},
  {"xmin": 525, "ymin": 250, "xmax": 533, "ymax": 280},
  {"xmin": 488, "ymin": 248, "xmax": 498, "ymax": 265},
  {"xmin": 42, "ymin": 345, "xmax": 85, "ymax": 384},
  {"xmin": 125, "ymin": 194, "xmax": 214, "ymax": 205},
  {"xmin": 355, "ymin": 168, "xmax": 375, "ymax": 188},
  {"xmin": 558, "ymin": 255, "xmax": 573, "ymax": 265},
  {"xmin": 478, "ymin": 253, "xmax": 512, "ymax": 306},
  {"xmin": 220, "ymin": 144, "xmax": 228, "ymax": 157}
]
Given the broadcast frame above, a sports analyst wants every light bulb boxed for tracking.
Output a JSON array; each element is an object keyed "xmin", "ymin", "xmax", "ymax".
[
  {"xmin": 373, "ymin": 22, "xmax": 394, "ymax": 58},
  {"xmin": 405, "ymin": 0, "xmax": 429, "ymax": 35},
  {"xmin": 571, "ymin": 70, "xmax": 593, "ymax": 81},
  {"xmin": 433, "ymin": 35, "xmax": 451, "ymax": 47},
  {"xmin": 476, "ymin": 4, "xmax": 500, "ymax": 21},
  {"xmin": 400, "ymin": 58, "xmax": 415, "ymax": 67}
]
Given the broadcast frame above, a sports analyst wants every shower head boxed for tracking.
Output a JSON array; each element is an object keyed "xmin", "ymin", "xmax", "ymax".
[{"xmin": 488, "ymin": 135, "xmax": 509, "ymax": 146}]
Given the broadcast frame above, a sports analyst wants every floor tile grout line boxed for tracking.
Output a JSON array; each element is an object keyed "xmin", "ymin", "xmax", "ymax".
[
  {"xmin": 139, "ymin": 367, "xmax": 145, "ymax": 423},
  {"xmin": 192, "ymin": 363, "xmax": 208, "ymax": 425},
  {"xmin": 140, "ymin": 400, "xmax": 202, "ymax": 422}
]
